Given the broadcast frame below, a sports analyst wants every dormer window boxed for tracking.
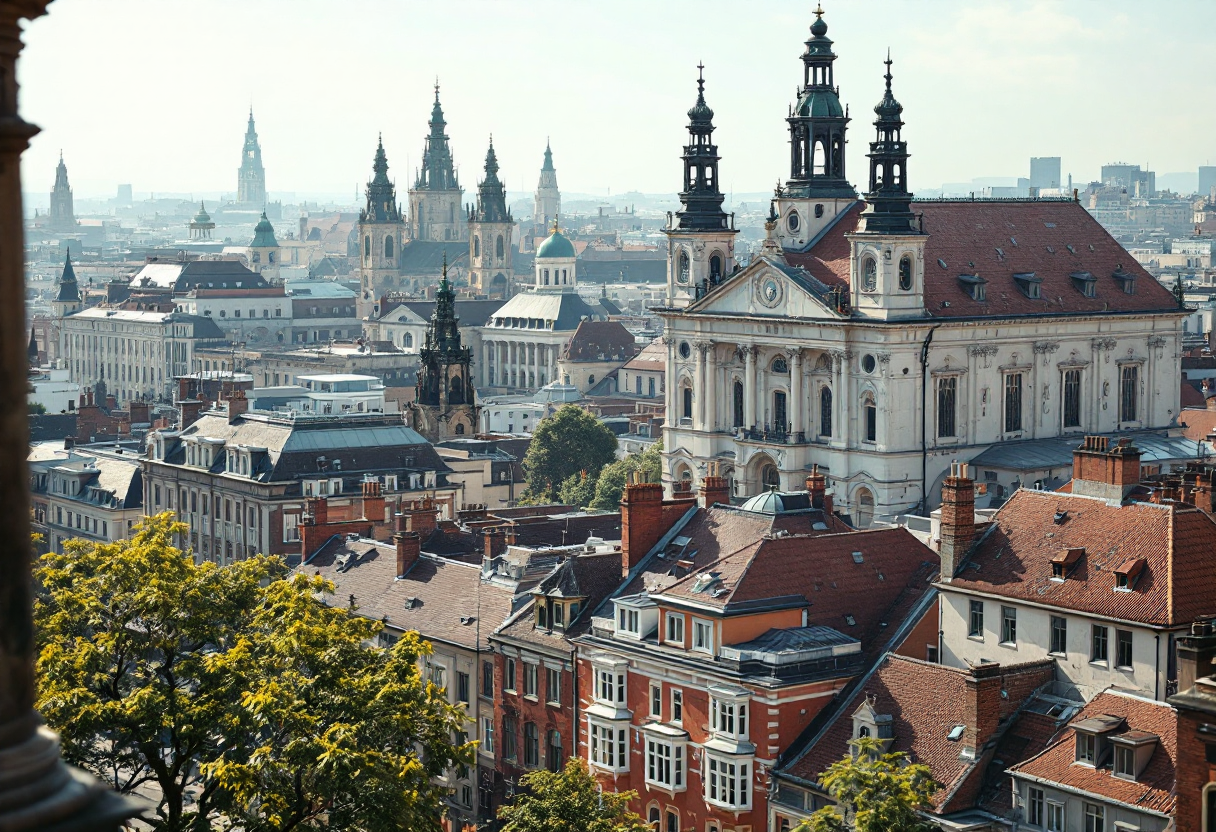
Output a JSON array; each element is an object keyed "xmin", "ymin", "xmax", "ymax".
[
  {"xmin": 1013, "ymin": 272, "xmax": 1042, "ymax": 299},
  {"xmin": 1076, "ymin": 731, "xmax": 1096, "ymax": 764},
  {"xmin": 1114, "ymin": 557, "xmax": 1145, "ymax": 591},
  {"xmin": 618, "ymin": 607, "xmax": 639, "ymax": 635},
  {"xmin": 552, "ymin": 603, "xmax": 564, "ymax": 627},
  {"xmin": 1111, "ymin": 731, "xmax": 1158, "ymax": 781},
  {"xmin": 1051, "ymin": 547, "xmax": 1085, "ymax": 581},
  {"xmin": 1073, "ymin": 715, "xmax": 1124, "ymax": 766},
  {"xmin": 1070, "ymin": 271, "xmax": 1098, "ymax": 298},
  {"xmin": 1113, "ymin": 266, "xmax": 1137, "ymax": 295},
  {"xmin": 958, "ymin": 274, "xmax": 986, "ymax": 301}
]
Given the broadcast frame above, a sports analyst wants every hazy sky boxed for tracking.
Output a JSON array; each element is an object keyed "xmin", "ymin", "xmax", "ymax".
[{"xmin": 18, "ymin": 1, "xmax": 1215, "ymax": 200}]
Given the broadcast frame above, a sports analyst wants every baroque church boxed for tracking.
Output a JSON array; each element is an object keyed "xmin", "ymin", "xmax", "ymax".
[{"xmin": 661, "ymin": 8, "xmax": 1184, "ymax": 525}]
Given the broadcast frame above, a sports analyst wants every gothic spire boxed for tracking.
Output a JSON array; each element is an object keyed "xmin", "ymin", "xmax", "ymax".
[
  {"xmin": 542, "ymin": 139, "xmax": 554, "ymax": 172},
  {"xmin": 416, "ymin": 81, "xmax": 459, "ymax": 191},
  {"xmin": 675, "ymin": 64, "xmax": 729, "ymax": 231},
  {"xmin": 471, "ymin": 137, "xmax": 511, "ymax": 223},
  {"xmin": 55, "ymin": 250, "xmax": 81, "ymax": 304},
  {"xmin": 362, "ymin": 135, "xmax": 402, "ymax": 223},
  {"xmin": 858, "ymin": 52, "xmax": 918, "ymax": 234}
]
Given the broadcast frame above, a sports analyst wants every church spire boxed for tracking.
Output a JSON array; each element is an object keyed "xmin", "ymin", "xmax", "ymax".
[
  {"xmin": 471, "ymin": 137, "xmax": 510, "ymax": 223},
  {"xmin": 858, "ymin": 52, "xmax": 918, "ymax": 234},
  {"xmin": 237, "ymin": 108, "xmax": 266, "ymax": 205},
  {"xmin": 675, "ymin": 64, "xmax": 729, "ymax": 231},
  {"xmin": 416, "ymin": 81, "xmax": 458, "ymax": 191},
  {"xmin": 362, "ymin": 134, "xmax": 402, "ymax": 223}
]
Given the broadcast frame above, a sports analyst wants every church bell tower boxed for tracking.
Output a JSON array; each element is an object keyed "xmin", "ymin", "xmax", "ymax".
[
  {"xmin": 664, "ymin": 65, "xmax": 737, "ymax": 308},
  {"xmin": 467, "ymin": 138, "xmax": 514, "ymax": 298},
  {"xmin": 408, "ymin": 258, "xmax": 479, "ymax": 441},
  {"xmin": 357, "ymin": 135, "xmax": 406, "ymax": 318}
]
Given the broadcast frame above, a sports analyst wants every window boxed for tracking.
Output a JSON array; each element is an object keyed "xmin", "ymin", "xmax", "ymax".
[
  {"xmin": 1001, "ymin": 606, "xmax": 1017, "ymax": 645},
  {"xmin": 649, "ymin": 807, "xmax": 661, "ymax": 827},
  {"xmin": 1092, "ymin": 625, "xmax": 1109, "ymax": 663},
  {"xmin": 666, "ymin": 810, "xmax": 678, "ymax": 832},
  {"xmin": 1004, "ymin": 373, "xmax": 1023, "ymax": 433},
  {"xmin": 1116, "ymin": 629, "xmax": 1134, "ymax": 669},
  {"xmin": 524, "ymin": 722, "xmax": 539, "ymax": 768},
  {"xmin": 937, "ymin": 376, "xmax": 957, "ymax": 438},
  {"xmin": 774, "ymin": 390, "xmax": 788, "ymax": 430},
  {"xmin": 1084, "ymin": 802, "xmax": 1105, "ymax": 832},
  {"xmin": 969, "ymin": 600, "xmax": 984, "ymax": 637},
  {"xmin": 546, "ymin": 667, "xmax": 560, "ymax": 704},
  {"xmin": 596, "ymin": 667, "xmax": 626, "ymax": 705},
  {"xmin": 457, "ymin": 671, "xmax": 470, "ymax": 704},
  {"xmin": 710, "ymin": 697, "xmax": 747, "ymax": 739},
  {"xmin": 1077, "ymin": 730, "xmax": 1096, "ymax": 764},
  {"xmin": 666, "ymin": 612, "xmax": 685, "ymax": 645},
  {"xmin": 862, "ymin": 256, "xmax": 877, "ymax": 292},
  {"xmin": 482, "ymin": 661, "xmax": 494, "ymax": 698},
  {"xmin": 1028, "ymin": 787, "xmax": 1044, "ymax": 828},
  {"xmin": 650, "ymin": 683, "xmax": 662, "ymax": 718},
  {"xmin": 1115, "ymin": 744, "xmax": 1136, "ymax": 779},
  {"xmin": 820, "ymin": 387, "xmax": 833, "ymax": 437},
  {"xmin": 693, "ymin": 619, "xmax": 713, "ymax": 654},
  {"xmin": 671, "ymin": 689, "xmax": 683, "ymax": 725},
  {"xmin": 502, "ymin": 715, "xmax": 517, "ymax": 760},
  {"xmin": 682, "ymin": 386, "xmax": 693, "ymax": 421},
  {"xmin": 1062, "ymin": 369, "xmax": 1082, "ymax": 428},
  {"xmin": 617, "ymin": 606, "xmax": 640, "ymax": 635},
  {"xmin": 1047, "ymin": 801, "xmax": 1064, "ymax": 832},
  {"xmin": 505, "ymin": 658, "xmax": 517, "ymax": 692},
  {"xmin": 704, "ymin": 754, "xmax": 750, "ymax": 809},
  {"xmin": 864, "ymin": 395, "xmax": 877, "ymax": 443},
  {"xmin": 1051, "ymin": 616, "xmax": 1067, "ymax": 655},
  {"xmin": 588, "ymin": 721, "xmax": 627, "ymax": 771},
  {"xmin": 645, "ymin": 738, "xmax": 684, "ymax": 790},
  {"xmin": 546, "ymin": 730, "xmax": 563, "ymax": 772},
  {"xmin": 482, "ymin": 717, "xmax": 494, "ymax": 755},
  {"xmin": 733, "ymin": 380, "xmax": 745, "ymax": 427},
  {"xmin": 431, "ymin": 664, "xmax": 446, "ymax": 691},
  {"xmin": 524, "ymin": 662, "xmax": 538, "ymax": 697},
  {"xmin": 898, "ymin": 255, "xmax": 913, "ymax": 290},
  {"xmin": 1120, "ymin": 365, "xmax": 1139, "ymax": 422}
]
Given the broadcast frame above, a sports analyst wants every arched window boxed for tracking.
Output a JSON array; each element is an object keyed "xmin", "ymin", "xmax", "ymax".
[
  {"xmin": 772, "ymin": 356, "xmax": 789, "ymax": 374},
  {"xmin": 856, "ymin": 487, "xmax": 875, "ymax": 529},
  {"xmin": 268, "ymin": 251, "xmax": 275, "ymax": 264},
  {"xmin": 761, "ymin": 462, "xmax": 780, "ymax": 490},
  {"xmin": 666, "ymin": 810, "xmax": 679, "ymax": 832},
  {"xmin": 496, "ymin": 235, "xmax": 505, "ymax": 259},
  {"xmin": 733, "ymin": 379, "xmax": 745, "ymax": 427},
  {"xmin": 788, "ymin": 211, "xmax": 801, "ymax": 233},
  {"xmin": 385, "ymin": 235, "xmax": 394, "ymax": 258},
  {"xmin": 473, "ymin": 236, "xmax": 480, "ymax": 258},
  {"xmin": 863, "ymin": 394, "xmax": 877, "ymax": 443},
  {"xmin": 820, "ymin": 386, "xmax": 833, "ymax": 437},
  {"xmin": 648, "ymin": 807, "xmax": 661, "ymax": 828},
  {"xmin": 403, "ymin": 333, "xmax": 413, "ymax": 348},
  {"xmin": 682, "ymin": 385, "xmax": 693, "ymax": 420},
  {"xmin": 710, "ymin": 253, "xmax": 723, "ymax": 281},
  {"xmin": 862, "ymin": 256, "xmax": 877, "ymax": 292},
  {"xmin": 537, "ymin": 605, "xmax": 547, "ymax": 627},
  {"xmin": 899, "ymin": 255, "xmax": 913, "ymax": 290},
  {"xmin": 588, "ymin": 375, "xmax": 596, "ymax": 386},
  {"xmin": 364, "ymin": 235, "xmax": 370, "ymax": 257},
  {"xmin": 543, "ymin": 268, "xmax": 549, "ymax": 285},
  {"xmin": 858, "ymin": 725, "xmax": 871, "ymax": 738},
  {"xmin": 455, "ymin": 423, "xmax": 465, "ymax": 435}
]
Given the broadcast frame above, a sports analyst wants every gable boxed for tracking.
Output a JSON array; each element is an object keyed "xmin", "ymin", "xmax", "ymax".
[{"xmin": 686, "ymin": 256, "xmax": 845, "ymax": 320}]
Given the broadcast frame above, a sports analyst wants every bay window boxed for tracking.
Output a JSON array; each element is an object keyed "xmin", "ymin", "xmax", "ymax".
[
  {"xmin": 704, "ymin": 753, "xmax": 751, "ymax": 810},
  {"xmin": 595, "ymin": 665, "xmax": 627, "ymax": 706},
  {"xmin": 645, "ymin": 738, "xmax": 684, "ymax": 790},
  {"xmin": 588, "ymin": 720, "xmax": 628, "ymax": 773},
  {"xmin": 710, "ymin": 695, "xmax": 748, "ymax": 740}
]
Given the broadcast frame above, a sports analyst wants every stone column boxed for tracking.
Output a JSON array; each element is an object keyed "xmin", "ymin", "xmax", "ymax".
[
  {"xmin": 704, "ymin": 344, "xmax": 717, "ymax": 432},
  {"xmin": 790, "ymin": 350, "xmax": 803, "ymax": 437},
  {"xmin": 743, "ymin": 345, "xmax": 756, "ymax": 429},
  {"xmin": 663, "ymin": 336, "xmax": 676, "ymax": 426}
]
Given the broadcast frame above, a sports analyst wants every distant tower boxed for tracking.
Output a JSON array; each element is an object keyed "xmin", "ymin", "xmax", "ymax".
[
  {"xmin": 845, "ymin": 54, "xmax": 926, "ymax": 321},
  {"xmin": 237, "ymin": 109, "xmax": 267, "ymax": 206},
  {"xmin": 49, "ymin": 152, "xmax": 76, "ymax": 231},
  {"xmin": 408, "ymin": 83, "xmax": 465, "ymax": 242},
  {"xmin": 534, "ymin": 218, "xmax": 577, "ymax": 289},
  {"xmin": 467, "ymin": 138, "xmax": 514, "ymax": 298},
  {"xmin": 189, "ymin": 202, "xmax": 215, "ymax": 240},
  {"xmin": 408, "ymin": 260, "xmax": 479, "ymax": 441},
  {"xmin": 533, "ymin": 141, "xmax": 561, "ymax": 234},
  {"xmin": 248, "ymin": 212, "xmax": 280, "ymax": 281},
  {"xmin": 664, "ymin": 65, "xmax": 737, "ymax": 308},
  {"xmin": 52, "ymin": 251, "xmax": 82, "ymax": 319},
  {"xmin": 357, "ymin": 136, "xmax": 406, "ymax": 318},
  {"xmin": 774, "ymin": 5, "xmax": 858, "ymax": 251}
]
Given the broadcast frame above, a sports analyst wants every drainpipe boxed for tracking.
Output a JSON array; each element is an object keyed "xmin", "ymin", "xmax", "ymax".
[{"xmin": 919, "ymin": 325, "xmax": 942, "ymax": 516}]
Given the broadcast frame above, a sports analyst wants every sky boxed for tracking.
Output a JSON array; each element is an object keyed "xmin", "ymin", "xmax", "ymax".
[{"xmin": 18, "ymin": 0, "xmax": 1216, "ymax": 201}]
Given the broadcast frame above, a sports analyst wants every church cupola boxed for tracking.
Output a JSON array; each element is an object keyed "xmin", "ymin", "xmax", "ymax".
[
  {"xmin": 663, "ymin": 65, "xmax": 738, "ymax": 308},
  {"xmin": 248, "ymin": 212, "xmax": 281, "ymax": 281},
  {"xmin": 857, "ymin": 53, "xmax": 918, "ymax": 235}
]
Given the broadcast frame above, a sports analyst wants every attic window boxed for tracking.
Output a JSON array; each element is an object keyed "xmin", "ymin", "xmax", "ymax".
[
  {"xmin": 1070, "ymin": 271, "xmax": 1097, "ymax": 298},
  {"xmin": 1013, "ymin": 272, "xmax": 1042, "ymax": 299},
  {"xmin": 1114, "ymin": 557, "xmax": 1146, "ymax": 591},
  {"xmin": 1053, "ymin": 510, "xmax": 1068, "ymax": 524},
  {"xmin": 1051, "ymin": 547, "xmax": 1085, "ymax": 581},
  {"xmin": 1066, "ymin": 244, "xmax": 1076, "ymax": 254},
  {"xmin": 957, "ymin": 274, "xmax": 987, "ymax": 302},
  {"xmin": 947, "ymin": 725, "xmax": 965, "ymax": 742},
  {"xmin": 851, "ymin": 551, "xmax": 864, "ymax": 564},
  {"xmin": 937, "ymin": 258, "xmax": 948, "ymax": 269},
  {"xmin": 1112, "ymin": 266, "xmax": 1137, "ymax": 295}
]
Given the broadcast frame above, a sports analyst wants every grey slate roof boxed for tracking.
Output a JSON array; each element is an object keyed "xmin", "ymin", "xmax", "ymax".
[
  {"xmin": 173, "ymin": 260, "xmax": 268, "ymax": 292},
  {"xmin": 403, "ymin": 299, "xmax": 503, "ymax": 328},
  {"xmin": 397, "ymin": 240, "xmax": 468, "ymax": 274},
  {"xmin": 968, "ymin": 430, "xmax": 1202, "ymax": 473},
  {"xmin": 488, "ymin": 289, "xmax": 602, "ymax": 331}
]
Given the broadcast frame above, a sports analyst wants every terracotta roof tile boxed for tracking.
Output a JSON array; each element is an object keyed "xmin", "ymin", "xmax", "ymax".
[
  {"xmin": 494, "ymin": 551, "xmax": 628, "ymax": 650},
  {"xmin": 1179, "ymin": 406, "xmax": 1216, "ymax": 442}
]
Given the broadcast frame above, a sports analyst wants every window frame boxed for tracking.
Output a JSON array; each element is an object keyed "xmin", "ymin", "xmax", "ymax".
[
  {"xmin": 665, "ymin": 612, "xmax": 685, "ymax": 646},
  {"xmin": 645, "ymin": 736, "xmax": 685, "ymax": 791},
  {"xmin": 523, "ymin": 662, "xmax": 539, "ymax": 698},
  {"xmin": 937, "ymin": 375, "xmax": 958, "ymax": 439},
  {"xmin": 1000, "ymin": 605, "xmax": 1018, "ymax": 646},
  {"xmin": 505, "ymin": 657, "xmax": 517, "ymax": 693},
  {"xmin": 1116, "ymin": 629, "xmax": 1134, "ymax": 669},
  {"xmin": 1004, "ymin": 372, "xmax": 1023, "ymax": 434},
  {"xmin": 703, "ymin": 753, "xmax": 752, "ymax": 810},
  {"xmin": 1114, "ymin": 744, "xmax": 1137, "ymax": 780},
  {"xmin": 1050, "ymin": 615, "xmax": 1067, "ymax": 656},
  {"xmin": 968, "ymin": 600, "xmax": 984, "ymax": 639},
  {"xmin": 1062, "ymin": 368, "xmax": 1083, "ymax": 429},
  {"xmin": 1046, "ymin": 801, "xmax": 1064, "ymax": 832},
  {"xmin": 650, "ymin": 683, "xmax": 662, "ymax": 718},
  {"xmin": 671, "ymin": 688, "xmax": 683, "ymax": 725},
  {"xmin": 587, "ymin": 719, "xmax": 628, "ymax": 773},
  {"xmin": 1091, "ymin": 624, "xmax": 1109, "ymax": 665},
  {"xmin": 1119, "ymin": 364, "xmax": 1140, "ymax": 423},
  {"xmin": 1076, "ymin": 730, "xmax": 1097, "ymax": 765},
  {"xmin": 1084, "ymin": 802, "xmax": 1105, "ymax": 832},
  {"xmin": 1027, "ymin": 786, "xmax": 1045, "ymax": 828},
  {"xmin": 545, "ymin": 666, "xmax": 561, "ymax": 705},
  {"xmin": 692, "ymin": 618, "xmax": 714, "ymax": 654}
]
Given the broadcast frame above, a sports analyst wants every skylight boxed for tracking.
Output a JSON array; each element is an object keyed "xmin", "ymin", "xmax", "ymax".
[{"xmin": 947, "ymin": 725, "xmax": 965, "ymax": 741}]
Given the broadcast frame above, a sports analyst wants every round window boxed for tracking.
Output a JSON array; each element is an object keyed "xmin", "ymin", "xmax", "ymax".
[
  {"xmin": 788, "ymin": 211, "xmax": 801, "ymax": 233},
  {"xmin": 862, "ymin": 354, "xmax": 877, "ymax": 374},
  {"xmin": 862, "ymin": 257, "xmax": 878, "ymax": 292},
  {"xmin": 679, "ymin": 341, "xmax": 691, "ymax": 359}
]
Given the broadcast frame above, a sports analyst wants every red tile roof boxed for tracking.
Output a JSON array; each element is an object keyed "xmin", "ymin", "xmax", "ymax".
[
  {"xmin": 1179, "ymin": 406, "xmax": 1216, "ymax": 442},
  {"xmin": 1009, "ymin": 690, "xmax": 1177, "ymax": 816},
  {"xmin": 560, "ymin": 320, "xmax": 639, "ymax": 362},
  {"xmin": 785, "ymin": 200, "xmax": 1179, "ymax": 319},
  {"xmin": 943, "ymin": 488, "xmax": 1216, "ymax": 627}
]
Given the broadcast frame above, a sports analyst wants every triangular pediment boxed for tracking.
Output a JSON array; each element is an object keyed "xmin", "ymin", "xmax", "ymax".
[{"xmin": 685, "ymin": 255, "xmax": 846, "ymax": 320}]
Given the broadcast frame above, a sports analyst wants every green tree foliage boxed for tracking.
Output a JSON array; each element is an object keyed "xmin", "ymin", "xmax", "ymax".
[
  {"xmin": 35, "ymin": 513, "xmax": 470, "ymax": 832},
  {"xmin": 498, "ymin": 758, "xmax": 650, "ymax": 832},
  {"xmin": 798, "ymin": 738, "xmax": 939, "ymax": 832},
  {"xmin": 589, "ymin": 444, "xmax": 662, "ymax": 511},
  {"xmin": 558, "ymin": 470, "xmax": 598, "ymax": 509},
  {"xmin": 521, "ymin": 405, "xmax": 618, "ymax": 502}
]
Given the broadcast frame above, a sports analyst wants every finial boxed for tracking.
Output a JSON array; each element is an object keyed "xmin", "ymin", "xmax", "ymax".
[
  {"xmin": 815, "ymin": 3, "xmax": 824, "ymax": 16},
  {"xmin": 551, "ymin": 214, "xmax": 560, "ymax": 234},
  {"xmin": 697, "ymin": 61, "xmax": 705, "ymax": 91},
  {"xmin": 434, "ymin": 77, "xmax": 440, "ymax": 101},
  {"xmin": 884, "ymin": 49, "xmax": 893, "ymax": 90},
  {"xmin": 442, "ymin": 250, "xmax": 448, "ymax": 278}
]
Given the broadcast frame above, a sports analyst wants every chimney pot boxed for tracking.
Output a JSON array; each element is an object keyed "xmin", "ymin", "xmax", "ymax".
[{"xmin": 939, "ymin": 460, "xmax": 975, "ymax": 582}]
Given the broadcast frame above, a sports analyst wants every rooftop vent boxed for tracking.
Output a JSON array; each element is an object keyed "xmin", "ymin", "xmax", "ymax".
[
  {"xmin": 1053, "ymin": 510, "xmax": 1069, "ymax": 525},
  {"xmin": 937, "ymin": 258, "xmax": 948, "ymax": 269},
  {"xmin": 844, "ymin": 614, "xmax": 856, "ymax": 626}
]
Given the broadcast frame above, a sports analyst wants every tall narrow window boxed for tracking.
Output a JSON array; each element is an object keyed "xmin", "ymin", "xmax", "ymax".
[
  {"xmin": 710, "ymin": 254, "xmax": 723, "ymax": 281},
  {"xmin": 1120, "ymin": 365, "xmax": 1139, "ymax": 422},
  {"xmin": 363, "ymin": 235, "xmax": 370, "ymax": 257},
  {"xmin": 682, "ymin": 386, "xmax": 693, "ymax": 421},
  {"xmin": 968, "ymin": 600, "xmax": 984, "ymax": 637},
  {"xmin": 820, "ymin": 387, "xmax": 833, "ymax": 437},
  {"xmin": 1050, "ymin": 616, "xmax": 1067, "ymax": 655},
  {"xmin": 733, "ymin": 380, "xmax": 744, "ymax": 427},
  {"xmin": 898, "ymin": 255, "xmax": 913, "ymax": 290},
  {"xmin": 773, "ymin": 390, "xmax": 787, "ymax": 431},
  {"xmin": 1000, "ymin": 606, "xmax": 1017, "ymax": 645},
  {"xmin": 384, "ymin": 235, "xmax": 394, "ymax": 258},
  {"xmin": 862, "ymin": 256, "xmax": 877, "ymax": 292},
  {"xmin": 864, "ymin": 395, "xmax": 877, "ymax": 443},
  {"xmin": 937, "ymin": 377, "xmax": 957, "ymax": 438},
  {"xmin": 496, "ymin": 235, "xmax": 505, "ymax": 259},
  {"xmin": 473, "ymin": 236, "xmax": 481, "ymax": 258},
  {"xmin": 1062, "ymin": 369, "xmax": 1082, "ymax": 428},
  {"xmin": 1004, "ymin": 373, "xmax": 1023, "ymax": 433},
  {"xmin": 1092, "ymin": 625, "xmax": 1109, "ymax": 663},
  {"xmin": 679, "ymin": 251, "xmax": 690, "ymax": 283}
]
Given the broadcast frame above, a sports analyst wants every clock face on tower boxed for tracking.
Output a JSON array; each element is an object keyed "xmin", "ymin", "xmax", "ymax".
[{"xmin": 755, "ymin": 273, "xmax": 783, "ymax": 308}]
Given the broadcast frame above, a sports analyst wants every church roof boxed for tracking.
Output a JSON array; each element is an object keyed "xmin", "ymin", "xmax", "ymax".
[
  {"xmin": 560, "ymin": 320, "xmax": 639, "ymax": 362},
  {"xmin": 536, "ymin": 228, "xmax": 576, "ymax": 260},
  {"xmin": 55, "ymin": 253, "xmax": 81, "ymax": 303},
  {"xmin": 489, "ymin": 289, "xmax": 601, "ymax": 331},
  {"xmin": 250, "ymin": 212, "xmax": 278, "ymax": 248},
  {"xmin": 784, "ymin": 199, "xmax": 1181, "ymax": 319}
]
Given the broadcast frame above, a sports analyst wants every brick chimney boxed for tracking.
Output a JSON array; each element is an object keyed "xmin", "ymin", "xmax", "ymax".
[
  {"xmin": 401, "ymin": 498, "xmax": 439, "ymax": 538},
  {"xmin": 395, "ymin": 530, "xmax": 421, "ymax": 578},
  {"xmin": 129, "ymin": 401, "xmax": 151, "ymax": 424},
  {"xmin": 227, "ymin": 389, "xmax": 250, "ymax": 424},
  {"xmin": 806, "ymin": 464, "xmax": 827, "ymax": 510},
  {"xmin": 483, "ymin": 527, "xmax": 503, "ymax": 560},
  {"xmin": 939, "ymin": 461, "xmax": 975, "ymax": 582},
  {"xmin": 1175, "ymin": 618, "xmax": 1216, "ymax": 692},
  {"xmin": 698, "ymin": 474, "xmax": 730, "ymax": 508},
  {"xmin": 962, "ymin": 662, "xmax": 1004, "ymax": 757},
  {"xmin": 178, "ymin": 400, "xmax": 203, "ymax": 429},
  {"xmin": 1071, "ymin": 436, "xmax": 1141, "ymax": 502},
  {"xmin": 361, "ymin": 477, "xmax": 386, "ymax": 523},
  {"xmin": 621, "ymin": 472, "xmax": 665, "ymax": 575},
  {"xmin": 305, "ymin": 496, "xmax": 328, "ymax": 528}
]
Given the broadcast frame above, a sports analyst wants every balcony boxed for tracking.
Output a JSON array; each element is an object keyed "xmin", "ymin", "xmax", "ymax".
[{"xmin": 736, "ymin": 426, "xmax": 813, "ymax": 446}]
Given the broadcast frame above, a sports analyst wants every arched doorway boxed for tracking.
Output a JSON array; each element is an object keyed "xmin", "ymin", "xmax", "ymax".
[
  {"xmin": 854, "ymin": 486, "xmax": 875, "ymax": 529},
  {"xmin": 749, "ymin": 453, "xmax": 780, "ymax": 493}
]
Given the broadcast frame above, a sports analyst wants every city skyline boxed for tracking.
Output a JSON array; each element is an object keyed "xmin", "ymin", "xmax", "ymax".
[{"xmin": 20, "ymin": 0, "xmax": 1216, "ymax": 201}]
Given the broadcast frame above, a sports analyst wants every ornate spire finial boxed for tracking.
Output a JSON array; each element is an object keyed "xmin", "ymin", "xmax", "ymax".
[
  {"xmin": 442, "ymin": 250, "xmax": 448, "ymax": 279},
  {"xmin": 815, "ymin": 3, "xmax": 824, "ymax": 16},
  {"xmin": 697, "ymin": 61, "xmax": 705, "ymax": 94},
  {"xmin": 884, "ymin": 49, "xmax": 893, "ymax": 91},
  {"xmin": 434, "ymin": 77, "xmax": 440, "ymax": 101},
  {"xmin": 551, "ymin": 214, "xmax": 560, "ymax": 234}
]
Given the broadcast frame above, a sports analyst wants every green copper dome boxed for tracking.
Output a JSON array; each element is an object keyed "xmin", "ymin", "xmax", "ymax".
[
  {"xmin": 250, "ymin": 211, "xmax": 277, "ymax": 247},
  {"xmin": 193, "ymin": 202, "xmax": 211, "ymax": 223},
  {"xmin": 536, "ymin": 228, "xmax": 575, "ymax": 260},
  {"xmin": 796, "ymin": 88, "xmax": 845, "ymax": 118}
]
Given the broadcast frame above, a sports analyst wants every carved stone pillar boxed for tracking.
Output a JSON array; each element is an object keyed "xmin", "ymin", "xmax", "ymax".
[
  {"xmin": 789, "ymin": 350, "xmax": 803, "ymax": 437},
  {"xmin": 743, "ymin": 345, "xmax": 757, "ymax": 428},
  {"xmin": 694, "ymin": 341, "xmax": 708, "ymax": 429},
  {"xmin": 704, "ymin": 344, "xmax": 717, "ymax": 432}
]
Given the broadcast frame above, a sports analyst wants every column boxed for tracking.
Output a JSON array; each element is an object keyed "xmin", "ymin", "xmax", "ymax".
[
  {"xmin": 743, "ymin": 346, "xmax": 756, "ymax": 428},
  {"xmin": 790, "ymin": 350, "xmax": 803, "ymax": 437},
  {"xmin": 664, "ymin": 337, "xmax": 676, "ymax": 426},
  {"xmin": 695, "ymin": 341, "xmax": 708, "ymax": 429},
  {"xmin": 831, "ymin": 350, "xmax": 846, "ymax": 448},
  {"xmin": 704, "ymin": 344, "xmax": 717, "ymax": 432}
]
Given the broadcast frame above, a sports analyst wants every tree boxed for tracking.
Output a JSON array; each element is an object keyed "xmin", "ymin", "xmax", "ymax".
[
  {"xmin": 497, "ymin": 758, "xmax": 650, "ymax": 832},
  {"xmin": 798, "ymin": 738, "xmax": 939, "ymax": 832},
  {"xmin": 558, "ymin": 470, "xmax": 598, "ymax": 509},
  {"xmin": 589, "ymin": 444, "xmax": 662, "ymax": 511},
  {"xmin": 35, "ymin": 513, "xmax": 470, "ymax": 832},
  {"xmin": 521, "ymin": 405, "xmax": 618, "ymax": 502}
]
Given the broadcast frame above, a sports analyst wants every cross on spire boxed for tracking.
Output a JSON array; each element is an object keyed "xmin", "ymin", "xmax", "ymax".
[
  {"xmin": 697, "ymin": 61, "xmax": 705, "ymax": 94},
  {"xmin": 884, "ymin": 49, "xmax": 893, "ymax": 91}
]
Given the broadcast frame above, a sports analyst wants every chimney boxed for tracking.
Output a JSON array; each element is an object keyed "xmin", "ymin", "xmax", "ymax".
[
  {"xmin": 63, "ymin": 436, "xmax": 74, "ymax": 451},
  {"xmin": 1176, "ymin": 618, "xmax": 1216, "ymax": 692},
  {"xmin": 483, "ymin": 527, "xmax": 503, "ymax": 560},
  {"xmin": 78, "ymin": 393, "xmax": 87, "ymax": 409},
  {"xmin": 806, "ymin": 464, "xmax": 827, "ymax": 509},
  {"xmin": 361, "ymin": 477, "xmax": 385, "ymax": 523},
  {"xmin": 1071, "ymin": 436, "xmax": 1141, "ymax": 502},
  {"xmin": 129, "ymin": 401, "xmax": 151, "ymax": 425},
  {"xmin": 620, "ymin": 472, "xmax": 664, "ymax": 575},
  {"xmin": 962, "ymin": 662, "xmax": 1004, "ymax": 757},
  {"xmin": 939, "ymin": 461, "xmax": 975, "ymax": 582},
  {"xmin": 106, "ymin": 395, "xmax": 117, "ymax": 410},
  {"xmin": 698, "ymin": 473, "xmax": 730, "ymax": 508},
  {"xmin": 401, "ymin": 498, "xmax": 439, "ymax": 538},
  {"xmin": 305, "ymin": 496, "xmax": 328, "ymax": 528},
  {"xmin": 395, "ymin": 530, "xmax": 421, "ymax": 578},
  {"xmin": 227, "ymin": 389, "xmax": 249, "ymax": 424},
  {"xmin": 179, "ymin": 400, "xmax": 203, "ymax": 429}
]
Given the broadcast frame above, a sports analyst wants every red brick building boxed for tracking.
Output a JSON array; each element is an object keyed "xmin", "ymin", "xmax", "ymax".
[{"xmin": 1169, "ymin": 620, "xmax": 1216, "ymax": 832}]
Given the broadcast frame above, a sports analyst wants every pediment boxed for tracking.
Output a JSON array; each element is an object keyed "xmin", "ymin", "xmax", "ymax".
[{"xmin": 686, "ymin": 256, "xmax": 844, "ymax": 320}]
